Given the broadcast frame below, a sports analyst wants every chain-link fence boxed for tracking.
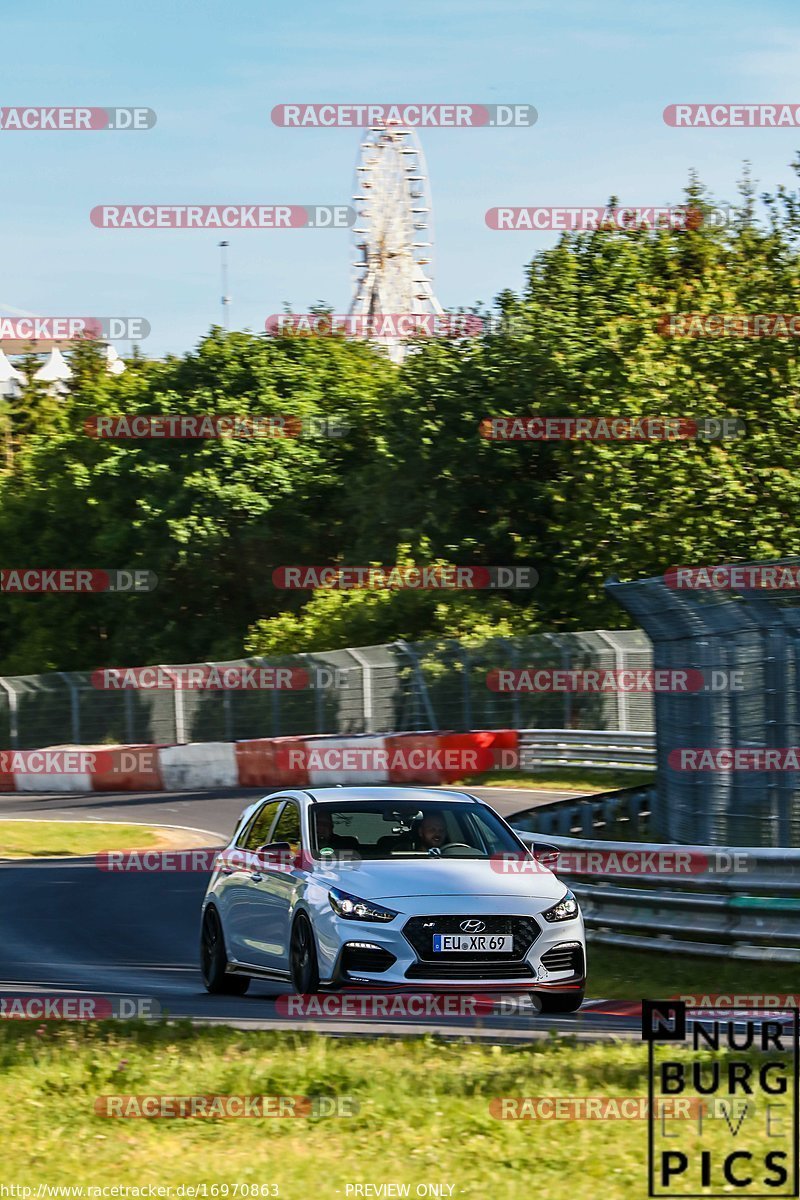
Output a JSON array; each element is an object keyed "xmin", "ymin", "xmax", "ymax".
[
  {"xmin": 608, "ymin": 561, "xmax": 800, "ymax": 848},
  {"xmin": 0, "ymin": 630, "xmax": 653, "ymax": 750}
]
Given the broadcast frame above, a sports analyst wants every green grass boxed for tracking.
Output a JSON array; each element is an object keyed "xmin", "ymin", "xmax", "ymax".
[
  {"xmin": 0, "ymin": 819, "xmax": 166, "ymax": 858},
  {"xmin": 459, "ymin": 768, "xmax": 656, "ymax": 792},
  {"xmin": 0, "ymin": 1023, "xmax": 788, "ymax": 1197}
]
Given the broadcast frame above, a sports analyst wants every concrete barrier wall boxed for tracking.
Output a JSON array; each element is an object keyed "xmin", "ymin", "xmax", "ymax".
[{"xmin": 0, "ymin": 730, "xmax": 519, "ymax": 793}]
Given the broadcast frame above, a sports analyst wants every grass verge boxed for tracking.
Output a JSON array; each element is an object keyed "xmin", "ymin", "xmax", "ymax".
[
  {"xmin": 0, "ymin": 1023, "xmax": 786, "ymax": 1197},
  {"xmin": 459, "ymin": 768, "xmax": 655, "ymax": 792},
  {"xmin": 586, "ymin": 943, "xmax": 796, "ymax": 999},
  {"xmin": 0, "ymin": 820, "xmax": 178, "ymax": 858}
]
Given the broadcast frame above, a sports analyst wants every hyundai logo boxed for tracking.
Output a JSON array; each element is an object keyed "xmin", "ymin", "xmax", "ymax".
[{"xmin": 460, "ymin": 919, "xmax": 486, "ymax": 934}]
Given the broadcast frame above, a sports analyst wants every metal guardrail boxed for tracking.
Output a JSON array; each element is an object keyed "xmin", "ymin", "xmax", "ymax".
[
  {"xmin": 512, "ymin": 784, "xmax": 655, "ymax": 838},
  {"xmin": 519, "ymin": 729, "xmax": 656, "ymax": 772},
  {"xmin": 511, "ymin": 827, "xmax": 800, "ymax": 962}
]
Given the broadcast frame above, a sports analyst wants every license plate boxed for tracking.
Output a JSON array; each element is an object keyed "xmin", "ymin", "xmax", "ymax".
[{"xmin": 432, "ymin": 934, "xmax": 513, "ymax": 953}]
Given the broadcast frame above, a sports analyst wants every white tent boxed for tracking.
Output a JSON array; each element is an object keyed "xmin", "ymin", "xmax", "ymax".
[
  {"xmin": 34, "ymin": 346, "xmax": 72, "ymax": 383},
  {"xmin": 104, "ymin": 344, "xmax": 126, "ymax": 375},
  {"xmin": 0, "ymin": 349, "xmax": 26, "ymax": 398}
]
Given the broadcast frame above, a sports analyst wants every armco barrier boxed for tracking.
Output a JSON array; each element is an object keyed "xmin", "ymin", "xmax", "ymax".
[
  {"xmin": 511, "ymin": 784, "xmax": 655, "ymax": 838},
  {"xmin": 0, "ymin": 728, "xmax": 519, "ymax": 793},
  {"xmin": 510, "ymin": 828, "xmax": 800, "ymax": 962},
  {"xmin": 519, "ymin": 728, "xmax": 656, "ymax": 771}
]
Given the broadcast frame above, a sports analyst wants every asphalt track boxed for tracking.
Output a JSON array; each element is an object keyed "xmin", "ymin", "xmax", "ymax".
[
  {"xmin": 0, "ymin": 783, "xmax": 574, "ymax": 835},
  {"xmin": 0, "ymin": 784, "xmax": 643, "ymax": 1039}
]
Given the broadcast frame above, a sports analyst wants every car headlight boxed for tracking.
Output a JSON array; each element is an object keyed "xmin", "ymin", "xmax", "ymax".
[
  {"xmin": 542, "ymin": 890, "xmax": 579, "ymax": 922},
  {"xmin": 328, "ymin": 888, "xmax": 398, "ymax": 923}
]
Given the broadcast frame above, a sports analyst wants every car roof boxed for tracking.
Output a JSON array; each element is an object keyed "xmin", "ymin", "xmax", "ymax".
[
  {"xmin": 234, "ymin": 786, "xmax": 484, "ymax": 831},
  {"xmin": 302, "ymin": 786, "xmax": 478, "ymax": 804}
]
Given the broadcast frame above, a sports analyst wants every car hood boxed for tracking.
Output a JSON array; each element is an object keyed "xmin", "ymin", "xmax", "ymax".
[{"xmin": 316, "ymin": 857, "xmax": 566, "ymax": 903}]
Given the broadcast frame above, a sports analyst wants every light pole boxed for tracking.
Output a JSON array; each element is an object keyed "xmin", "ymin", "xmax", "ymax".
[{"xmin": 218, "ymin": 241, "xmax": 231, "ymax": 330}]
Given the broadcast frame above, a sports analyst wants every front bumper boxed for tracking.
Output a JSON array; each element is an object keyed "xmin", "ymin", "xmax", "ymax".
[{"xmin": 314, "ymin": 896, "xmax": 586, "ymax": 991}]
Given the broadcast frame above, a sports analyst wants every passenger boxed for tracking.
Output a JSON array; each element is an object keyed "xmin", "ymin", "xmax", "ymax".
[{"xmin": 314, "ymin": 809, "xmax": 359, "ymax": 854}]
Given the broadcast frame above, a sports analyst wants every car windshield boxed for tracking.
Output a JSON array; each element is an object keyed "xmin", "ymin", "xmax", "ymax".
[{"xmin": 310, "ymin": 799, "xmax": 526, "ymax": 860}]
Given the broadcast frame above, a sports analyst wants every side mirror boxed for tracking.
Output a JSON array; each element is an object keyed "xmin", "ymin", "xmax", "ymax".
[
  {"xmin": 531, "ymin": 842, "xmax": 561, "ymax": 870},
  {"xmin": 256, "ymin": 840, "xmax": 293, "ymax": 864}
]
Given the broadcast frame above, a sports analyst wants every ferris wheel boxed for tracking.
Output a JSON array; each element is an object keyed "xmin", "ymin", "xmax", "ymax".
[{"xmin": 349, "ymin": 123, "xmax": 444, "ymax": 363}]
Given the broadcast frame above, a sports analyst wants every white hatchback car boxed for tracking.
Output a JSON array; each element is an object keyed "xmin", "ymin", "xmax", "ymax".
[{"xmin": 200, "ymin": 786, "xmax": 586, "ymax": 1011}]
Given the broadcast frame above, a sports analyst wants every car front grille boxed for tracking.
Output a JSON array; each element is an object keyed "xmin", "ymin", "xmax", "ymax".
[
  {"xmin": 402, "ymin": 914, "xmax": 540, "ymax": 963},
  {"xmin": 405, "ymin": 960, "xmax": 535, "ymax": 980},
  {"xmin": 540, "ymin": 942, "xmax": 584, "ymax": 975}
]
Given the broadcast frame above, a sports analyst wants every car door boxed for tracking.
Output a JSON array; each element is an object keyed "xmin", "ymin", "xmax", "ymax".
[
  {"xmin": 236, "ymin": 799, "xmax": 305, "ymax": 973},
  {"xmin": 220, "ymin": 798, "xmax": 283, "ymax": 962}
]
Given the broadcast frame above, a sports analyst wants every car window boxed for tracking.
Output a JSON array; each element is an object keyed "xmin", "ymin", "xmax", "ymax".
[
  {"xmin": 240, "ymin": 799, "xmax": 283, "ymax": 851},
  {"xmin": 271, "ymin": 800, "xmax": 302, "ymax": 856},
  {"xmin": 308, "ymin": 801, "xmax": 523, "ymax": 858}
]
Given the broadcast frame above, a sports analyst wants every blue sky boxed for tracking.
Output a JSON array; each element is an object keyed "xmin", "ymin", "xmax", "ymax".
[{"xmin": 2, "ymin": 0, "xmax": 799, "ymax": 356}]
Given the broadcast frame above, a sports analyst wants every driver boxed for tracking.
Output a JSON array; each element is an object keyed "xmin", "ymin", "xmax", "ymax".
[{"xmin": 417, "ymin": 814, "xmax": 447, "ymax": 850}]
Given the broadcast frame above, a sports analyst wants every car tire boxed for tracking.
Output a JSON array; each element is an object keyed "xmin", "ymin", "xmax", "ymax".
[
  {"xmin": 537, "ymin": 989, "xmax": 585, "ymax": 1013},
  {"xmin": 290, "ymin": 912, "xmax": 320, "ymax": 994},
  {"xmin": 201, "ymin": 907, "xmax": 250, "ymax": 995}
]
